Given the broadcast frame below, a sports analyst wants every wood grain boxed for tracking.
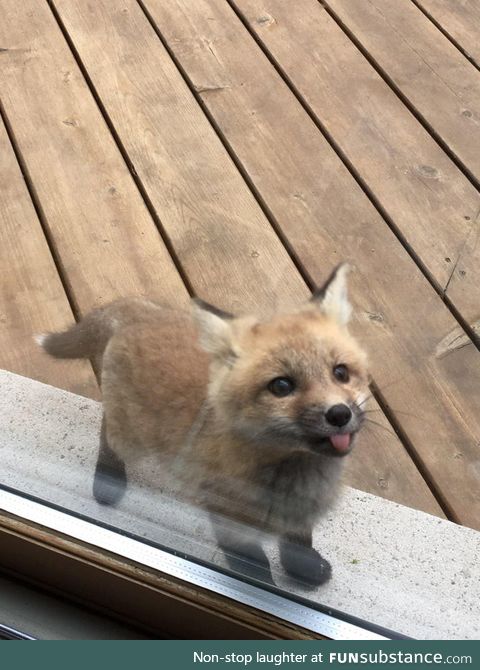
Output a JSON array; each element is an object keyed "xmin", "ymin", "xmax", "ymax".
[
  {"xmin": 232, "ymin": 0, "xmax": 480, "ymax": 325},
  {"xmin": 139, "ymin": 0, "xmax": 480, "ymax": 525},
  {"xmin": 47, "ymin": 0, "xmax": 444, "ymax": 514},
  {"xmin": 413, "ymin": 0, "xmax": 480, "ymax": 67},
  {"xmin": 53, "ymin": 2, "xmax": 450, "ymax": 512},
  {"xmin": 0, "ymin": 119, "xmax": 98, "ymax": 398},
  {"xmin": 326, "ymin": 0, "xmax": 480, "ymax": 184},
  {"xmin": 0, "ymin": 0, "xmax": 188, "ymax": 318},
  {"xmin": 51, "ymin": 0, "xmax": 306, "ymax": 315}
]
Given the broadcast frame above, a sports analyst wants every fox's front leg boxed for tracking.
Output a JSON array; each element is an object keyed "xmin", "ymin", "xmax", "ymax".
[
  {"xmin": 279, "ymin": 528, "xmax": 332, "ymax": 587},
  {"xmin": 93, "ymin": 416, "xmax": 127, "ymax": 506},
  {"xmin": 209, "ymin": 513, "xmax": 274, "ymax": 585}
]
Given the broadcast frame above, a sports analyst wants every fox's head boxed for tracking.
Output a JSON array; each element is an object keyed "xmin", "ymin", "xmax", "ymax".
[{"xmin": 193, "ymin": 264, "xmax": 369, "ymax": 457}]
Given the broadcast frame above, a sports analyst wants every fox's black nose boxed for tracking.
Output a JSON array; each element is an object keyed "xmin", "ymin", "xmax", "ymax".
[{"xmin": 326, "ymin": 404, "xmax": 352, "ymax": 427}]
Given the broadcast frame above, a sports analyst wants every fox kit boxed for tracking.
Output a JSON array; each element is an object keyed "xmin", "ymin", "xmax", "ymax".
[{"xmin": 40, "ymin": 264, "xmax": 369, "ymax": 586}]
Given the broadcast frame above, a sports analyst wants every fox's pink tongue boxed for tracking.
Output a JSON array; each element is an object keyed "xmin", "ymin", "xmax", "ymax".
[{"xmin": 329, "ymin": 433, "xmax": 351, "ymax": 452}]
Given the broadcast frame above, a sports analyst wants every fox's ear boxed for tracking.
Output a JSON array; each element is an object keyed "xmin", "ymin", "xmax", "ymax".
[
  {"xmin": 310, "ymin": 263, "xmax": 352, "ymax": 325},
  {"xmin": 192, "ymin": 298, "xmax": 236, "ymax": 361}
]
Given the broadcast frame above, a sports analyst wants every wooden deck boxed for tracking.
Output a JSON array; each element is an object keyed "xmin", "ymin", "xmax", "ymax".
[{"xmin": 1, "ymin": 0, "xmax": 479, "ymax": 529}]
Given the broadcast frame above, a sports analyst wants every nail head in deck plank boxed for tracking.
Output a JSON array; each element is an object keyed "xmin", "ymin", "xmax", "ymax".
[
  {"xmin": 142, "ymin": 0, "xmax": 480, "ymax": 525},
  {"xmin": 0, "ymin": 120, "xmax": 98, "ymax": 399},
  {"xmin": 0, "ymin": 0, "xmax": 188, "ymax": 315},
  {"xmin": 233, "ymin": 0, "xmax": 480, "ymax": 324}
]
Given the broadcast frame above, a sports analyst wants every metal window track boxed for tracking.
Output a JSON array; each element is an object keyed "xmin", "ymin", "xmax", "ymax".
[
  {"xmin": 0, "ymin": 488, "xmax": 393, "ymax": 640},
  {"xmin": 0, "ymin": 623, "xmax": 36, "ymax": 640}
]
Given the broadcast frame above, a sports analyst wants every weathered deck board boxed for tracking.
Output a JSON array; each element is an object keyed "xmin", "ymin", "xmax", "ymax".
[
  {"xmin": 136, "ymin": 0, "xmax": 480, "ymax": 526},
  {"xmin": 413, "ymin": 0, "xmax": 480, "ymax": 67},
  {"xmin": 0, "ymin": 0, "xmax": 188, "ymax": 318},
  {"xmin": 326, "ymin": 0, "xmax": 480, "ymax": 184},
  {"xmin": 233, "ymin": 0, "xmax": 480, "ymax": 326},
  {"xmin": 0, "ymin": 118, "xmax": 98, "ymax": 398},
  {"xmin": 52, "ymin": 0, "xmax": 306, "ymax": 315},
  {"xmin": 47, "ymin": 0, "xmax": 441, "ymax": 513},
  {"xmin": 2, "ymin": 0, "xmax": 477, "ymax": 525}
]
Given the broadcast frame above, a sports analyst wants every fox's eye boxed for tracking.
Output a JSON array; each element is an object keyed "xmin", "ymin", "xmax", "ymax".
[
  {"xmin": 268, "ymin": 377, "xmax": 295, "ymax": 397},
  {"xmin": 333, "ymin": 364, "xmax": 350, "ymax": 383}
]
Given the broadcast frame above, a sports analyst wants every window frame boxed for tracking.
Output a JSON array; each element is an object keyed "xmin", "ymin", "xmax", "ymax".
[
  {"xmin": 0, "ymin": 489, "xmax": 395, "ymax": 640},
  {"xmin": 0, "ymin": 511, "xmax": 300, "ymax": 639}
]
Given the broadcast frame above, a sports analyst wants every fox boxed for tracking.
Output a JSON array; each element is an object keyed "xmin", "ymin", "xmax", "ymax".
[{"xmin": 38, "ymin": 264, "xmax": 369, "ymax": 587}]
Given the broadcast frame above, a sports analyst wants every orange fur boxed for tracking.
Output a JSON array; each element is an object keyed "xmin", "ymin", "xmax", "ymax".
[{"xmin": 41, "ymin": 267, "xmax": 369, "ymax": 540}]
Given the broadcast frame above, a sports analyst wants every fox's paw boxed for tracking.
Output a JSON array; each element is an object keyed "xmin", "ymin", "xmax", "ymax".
[
  {"xmin": 280, "ymin": 542, "xmax": 332, "ymax": 587},
  {"xmin": 93, "ymin": 464, "xmax": 127, "ymax": 506}
]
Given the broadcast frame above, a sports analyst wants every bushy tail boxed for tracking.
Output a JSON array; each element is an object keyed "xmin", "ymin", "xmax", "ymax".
[
  {"xmin": 38, "ymin": 304, "xmax": 116, "ymax": 360},
  {"xmin": 38, "ymin": 297, "xmax": 165, "ymax": 361}
]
